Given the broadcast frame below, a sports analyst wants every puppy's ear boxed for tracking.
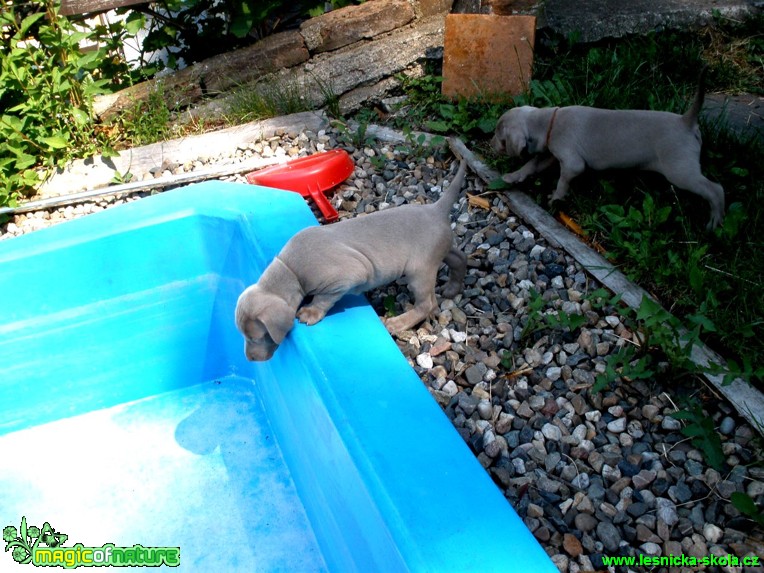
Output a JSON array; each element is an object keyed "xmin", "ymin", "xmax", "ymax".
[
  {"xmin": 260, "ymin": 299, "xmax": 295, "ymax": 344},
  {"xmin": 236, "ymin": 285, "xmax": 295, "ymax": 344},
  {"xmin": 509, "ymin": 129, "xmax": 528, "ymax": 156}
]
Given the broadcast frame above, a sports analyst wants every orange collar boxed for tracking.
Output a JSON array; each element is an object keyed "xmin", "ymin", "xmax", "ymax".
[{"xmin": 545, "ymin": 108, "xmax": 559, "ymax": 147}]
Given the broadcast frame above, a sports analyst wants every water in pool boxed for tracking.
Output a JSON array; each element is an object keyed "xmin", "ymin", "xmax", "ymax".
[{"xmin": 0, "ymin": 376, "xmax": 327, "ymax": 572}]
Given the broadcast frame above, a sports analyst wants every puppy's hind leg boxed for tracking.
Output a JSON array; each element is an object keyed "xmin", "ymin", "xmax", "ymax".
[
  {"xmin": 661, "ymin": 164, "xmax": 725, "ymax": 229},
  {"xmin": 384, "ymin": 271, "xmax": 438, "ymax": 335},
  {"xmin": 441, "ymin": 247, "xmax": 467, "ymax": 299}
]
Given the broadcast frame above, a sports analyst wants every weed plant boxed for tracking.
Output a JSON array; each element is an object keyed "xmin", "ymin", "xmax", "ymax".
[{"xmin": 0, "ymin": 1, "xmax": 132, "ymax": 205}]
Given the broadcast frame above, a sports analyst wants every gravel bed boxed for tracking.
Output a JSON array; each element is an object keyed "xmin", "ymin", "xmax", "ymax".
[{"xmin": 3, "ymin": 124, "xmax": 763, "ymax": 572}]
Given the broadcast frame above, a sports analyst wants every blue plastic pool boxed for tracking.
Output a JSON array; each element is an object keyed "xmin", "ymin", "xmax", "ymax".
[{"xmin": 0, "ymin": 182, "xmax": 557, "ymax": 572}]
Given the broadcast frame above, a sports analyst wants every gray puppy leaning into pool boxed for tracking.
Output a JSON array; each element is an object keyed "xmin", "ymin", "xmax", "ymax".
[{"xmin": 235, "ymin": 159, "xmax": 468, "ymax": 361}]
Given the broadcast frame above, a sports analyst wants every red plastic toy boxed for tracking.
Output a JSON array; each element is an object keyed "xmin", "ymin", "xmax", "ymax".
[{"xmin": 245, "ymin": 150, "xmax": 355, "ymax": 222}]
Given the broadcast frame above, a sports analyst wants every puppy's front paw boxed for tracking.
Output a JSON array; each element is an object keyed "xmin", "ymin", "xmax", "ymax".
[
  {"xmin": 548, "ymin": 192, "xmax": 566, "ymax": 208},
  {"xmin": 296, "ymin": 306, "xmax": 326, "ymax": 326},
  {"xmin": 384, "ymin": 315, "xmax": 412, "ymax": 336},
  {"xmin": 502, "ymin": 171, "xmax": 526, "ymax": 185}
]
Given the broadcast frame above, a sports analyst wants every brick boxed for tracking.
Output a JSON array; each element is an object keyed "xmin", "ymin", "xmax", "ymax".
[{"xmin": 441, "ymin": 14, "xmax": 535, "ymax": 100}]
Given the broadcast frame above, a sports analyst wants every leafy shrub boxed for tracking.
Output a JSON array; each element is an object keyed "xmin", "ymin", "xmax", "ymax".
[{"xmin": 0, "ymin": 1, "xmax": 132, "ymax": 206}]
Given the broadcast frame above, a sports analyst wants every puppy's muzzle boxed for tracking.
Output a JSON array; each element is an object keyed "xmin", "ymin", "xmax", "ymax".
[{"xmin": 244, "ymin": 338, "xmax": 279, "ymax": 361}]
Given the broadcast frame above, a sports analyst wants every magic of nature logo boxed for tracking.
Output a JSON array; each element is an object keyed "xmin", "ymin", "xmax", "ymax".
[{"xmin": 3, "ymin": 517, "xmax": 179, "ymax": 568}]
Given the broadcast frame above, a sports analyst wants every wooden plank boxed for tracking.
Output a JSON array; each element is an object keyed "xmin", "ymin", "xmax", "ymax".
[
  {"xmin": 60, "ymin": 0, "xmax": 147, "ymax": 16},
  {"xmin": 445, "ymin": 136, "xmax": 764, "ymax": 432},
  {"xmin": 0, "ymin": 156, "xmax": 285, "ymax": 217}
]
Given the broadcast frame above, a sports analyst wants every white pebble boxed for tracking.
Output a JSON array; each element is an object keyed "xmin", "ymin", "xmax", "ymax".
[
  {"xmin": 449, "ymin": 329, "xmax": 468, "ymax": 343},
  {"xmin": 416, "ymin": 353, "xmax": 433, "ymax": 369},
  {"xmin": 542, "ymin": 423, "xmax": 562, "ymax": 442},
  {"xmin": 703, "ymin": 523, "xmax": 723, "ymax": 544}
]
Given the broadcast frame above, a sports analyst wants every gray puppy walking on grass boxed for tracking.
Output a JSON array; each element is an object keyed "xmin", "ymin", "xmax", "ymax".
[
  {"xmin": 235, "ymin": 159, "xmax": 468, "ymax": 361},
  {"xmin": 490, "ymin": 69, "xmax": 725, "ymax": 229}
]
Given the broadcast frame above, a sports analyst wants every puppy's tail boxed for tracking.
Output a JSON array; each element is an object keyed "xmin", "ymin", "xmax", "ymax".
[
  {"xmin": 683, "ymin": 65, "xmax": 707, "ymax": 127},
  {"xmin": 435, "ymin": 158, "xmax": 468, "ymax": 217}
]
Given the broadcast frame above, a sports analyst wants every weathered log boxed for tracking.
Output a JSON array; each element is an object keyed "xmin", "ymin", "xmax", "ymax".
[
  {"xmin": 300, "ymin": 0, "xmax": 415, "ymax": 53},
  {"xmin": 60, "ymin": 0, "xmax": 145, "ymax": 15},
  {"xmin": 253, "ymin": 15, "xmax": 448, "ymax": 113},
  {"xmin": 93, "ymin": 30, "xmax": 309, "ymax": 121}
]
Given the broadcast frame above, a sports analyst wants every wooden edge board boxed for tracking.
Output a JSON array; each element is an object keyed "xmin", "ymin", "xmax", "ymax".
[
  {"xmin": 37, "ymin": 111, "xmax": 330, "ymax": 199},
  {"xmin": 0, "ymin": 156, "xmax": 286, "ymax": 217},
  {"xmin": 445, "ymin": 135, "xmax": 764, "ymax": 433}
]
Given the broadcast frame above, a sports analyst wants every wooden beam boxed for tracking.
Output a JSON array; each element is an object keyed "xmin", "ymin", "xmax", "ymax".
[
  {"xmin": 0, "ymin": 156, "xmax": 286, "ymax": 217},
  {"xmin": 60, "ymin": 0, "xmax": 147, "ymax": 16}
]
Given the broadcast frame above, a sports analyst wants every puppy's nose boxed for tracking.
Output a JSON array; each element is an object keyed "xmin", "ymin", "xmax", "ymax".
[{"xmin": 245, "ymin": 350, "xmax": 260, "ymax": 361}]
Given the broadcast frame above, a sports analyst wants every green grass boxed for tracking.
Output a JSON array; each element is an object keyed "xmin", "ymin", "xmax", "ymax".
[
  {"xmin": 226, "ymin": 73, "xmax": 341, "ymax": 124},
  {"xmin": 227, "ymin": 78, "xmax": 313, "ymax": 123},
  {"xmin": 385, "ymin": 16, "xmax": 764, "ymax": 385}
]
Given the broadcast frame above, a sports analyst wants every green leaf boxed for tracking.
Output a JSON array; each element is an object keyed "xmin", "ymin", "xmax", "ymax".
[
  {"xmin": 13, "ymin": 153, "xmax": 37, "ymax": 171},
  {"xmin": 19, "ymin": 12, "xmax": 46, "ymax": 37},
  {"xmin": 635, "ymin": 295, "xmax": 663, "ymax": 322},
  {"xmin": 125, "ymin": 11, "xmax": 146, "ymax": 35},
  {"xmin": 476, "ymin": 117, "xmax": 497, "ymax": 134},
  {"xmin": 21, "ymin": 169, "xmax": 42, "ymax": 186},
  {"xmin": 686, "ymin": 313, "xmax": 716, "ymax": 333},
  {"xmin": 230, "ymin": 1, "xmax": 255, "ymax": 38},
  {"xmin": 70, "ymin": 108, "xmax": 90, "ymax": 126},
  {"xmin": 688, "ymin": 266, "xmax": 704, "ymax": 294},
  {"xmin": 488, "ymin": 177, "xmax": 509, "ymax": 190},
  {"xmin": 655, "ymin": 206, "xmax": 672, "ymax": 225},
  {"xmin": 424, "ymin": 120, "xmax": 450, "ymax": 133},
  {"xmin": 672, "ymin": 407, "xmax": 725, "ymax": 470},
  {"xmin": 40, "ymin": 135, "xmax": 68, "ymax": 149},
  {"xmin": 438, "ymin": 103, "xmax": 456, "ymax": 119},
  {"xmin": 76, "ymin": 51, "xmax": 101, "ymax": 69},
  {"xmin": 731, "ymin": 492, "xmax": 764, "ymax": 526}
]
